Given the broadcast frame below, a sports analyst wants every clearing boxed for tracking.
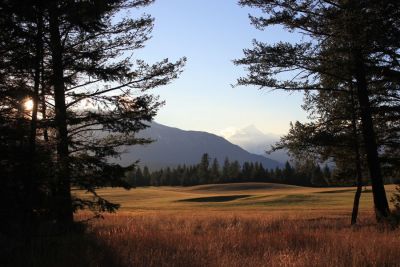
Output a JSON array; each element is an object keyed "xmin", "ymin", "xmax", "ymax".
[{"xmin": 78, "ymin": 182, "xmax": 398, "ymax": 213}]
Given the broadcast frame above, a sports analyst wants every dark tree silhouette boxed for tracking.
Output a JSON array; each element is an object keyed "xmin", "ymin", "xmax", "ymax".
[
  {"xmin": 235, "ymin": 0, "xmax": 400, "ymax": 221},
  {"xmin": 0, "ymin": 0, "xmax": 185, "ymax": 228}
]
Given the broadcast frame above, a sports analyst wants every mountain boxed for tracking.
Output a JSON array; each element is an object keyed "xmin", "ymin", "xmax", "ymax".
[
  {"xmin": 115, "ymin": 122, "xmax": 283, "ymax": 170},
  {"xmin": 220, "ymin": 125, "xmax": 289, "ymax": 163}
]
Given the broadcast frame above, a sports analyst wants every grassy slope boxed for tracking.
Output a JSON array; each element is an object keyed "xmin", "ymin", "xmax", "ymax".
[{"xmin": 79, "ymin": 183, "xmax": 397, "ymax": 213}]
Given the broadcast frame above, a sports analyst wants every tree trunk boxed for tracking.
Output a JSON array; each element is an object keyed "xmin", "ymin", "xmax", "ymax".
[
  {"xmin": 24, "ymin": 8, "xmax": 44, "ymax": 233},
  {"xmin": 354, "ymin": 52, "xmax": 390, "ymax": 221},
  {"xmin": 40, "ymin": 51, "xmax": 49, "ymax": 142},
  {"xmin": 351, "ymin": 172, "xmax": 363, "ymax": 225},
  {"xmin": 49, "ymin": 5, "xmax": 73, "ymax": 225},
  {"xmin": 350, "ymin": 89, "xmax": 363, "ymax": 225}
]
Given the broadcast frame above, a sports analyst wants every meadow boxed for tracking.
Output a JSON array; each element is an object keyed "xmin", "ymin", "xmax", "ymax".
[
  {"xmin": 14, "ymin": 183, "xmax": 400, "ymax": 267},
  {"xmin": 83, "ymin": 183, "xmax": 397, "ymax": 212}
]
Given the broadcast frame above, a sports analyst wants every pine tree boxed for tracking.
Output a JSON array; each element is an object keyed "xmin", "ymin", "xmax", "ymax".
[
  {"xmin": 222, "ymin": 157, "xmax": 230, "ymax": 183},
  {"xmin": 0, "ymin": 0, "xmax": 54, "ymax": 232},
  {"xmin": 210, "ymin": 158, "xmax": 220, "ymax": 183},
  {"xmin": 273, "ymin": 84, "xmax": 367, "ymax": 222},
  {"xmin": 47, "ymin": 0, "xmax": 185, "ymax": 222},
  {"xmin": 283, "ymin": 162, "xmax": 294, "ymax": 184},
  {"xmin": 197, "ymin": 153, "xmax": 210, "ymax": 184},
  {"xmin": 242, "ymin": 162, "xmax": 252, "ymax": 181},
  {"xmin": 142, "ymin": 166, "xmax": 151, "ymax": 186},
  {"xmin": 1, "ymin": 0, "xmax": 186, "ymax": 225},
  {"xmin": 236, "ymin": 0, "xmax": 400, "ymax": 221},
  {"xmin": 229, "ymin": 160, "xmax": 241, "ymax": 182}
]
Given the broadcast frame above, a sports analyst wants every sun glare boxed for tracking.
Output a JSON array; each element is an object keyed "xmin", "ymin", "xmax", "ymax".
[{"xmin": 24, "ymin": 99, "xmax": 34, "ymax": 111}]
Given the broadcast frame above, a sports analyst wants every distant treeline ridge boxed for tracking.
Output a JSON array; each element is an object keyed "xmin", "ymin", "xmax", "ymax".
[{"xmin": 126, "ymin": 153, "xmax": 334, "ymax": 187}]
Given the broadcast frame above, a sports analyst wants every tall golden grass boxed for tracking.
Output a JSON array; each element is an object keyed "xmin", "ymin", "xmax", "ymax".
[{"xmin": 14, "ymin": 211, "xmax": 400, "ymax": 267}]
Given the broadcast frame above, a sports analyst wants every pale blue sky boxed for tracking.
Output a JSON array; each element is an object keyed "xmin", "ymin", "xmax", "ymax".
[{"xmin": 132, "ymin": 0, "xmax": 307, "ymax": 136}]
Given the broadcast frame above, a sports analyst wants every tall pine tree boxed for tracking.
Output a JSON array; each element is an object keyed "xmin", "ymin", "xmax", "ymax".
[{"xmin": 235, "ymin": 0, "xmax": 400, "ymax": 221}]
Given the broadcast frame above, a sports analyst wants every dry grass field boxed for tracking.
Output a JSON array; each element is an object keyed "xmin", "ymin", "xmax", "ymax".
[
  {"xmin": 80, "ymin": 182, "xmax": 397, "ymax": 212},
  {"xmin": 13, "ymin": 183, "xmax": 400, "ymax": 267}
]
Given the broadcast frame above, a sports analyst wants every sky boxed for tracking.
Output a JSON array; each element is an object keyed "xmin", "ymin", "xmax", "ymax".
[{"xmin": 130, "ymin": 0, "xmax": 308, "ymax": 137}]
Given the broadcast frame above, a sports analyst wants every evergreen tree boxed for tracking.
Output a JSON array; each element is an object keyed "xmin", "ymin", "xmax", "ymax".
[
  {"xmin": 0, "ymin": 0, "xmax": 186, "ymax": 226},
  {"xmin": 235, "ymin": 0, "xmax": 400, "ymax": 221},
  {"xmin": 242, "ymin": 162, "xmax": 252, "ymax": 181},
  {"xmin": 222, "ymin": 157, "xmax": 230, "ymax": 183},
  {"xmin": 142, "ymin": 166, "xmax": 150, "ymax": 186},
  {"xmin": 274, "ymin": 167, "xmax": 283, "ymax": 183},
  {"xmin": 135, "ymin": 167, "xmax": 145, "ymax": 186},
  {"xmin": 311, "ymin": 165, "xmax": 327, "ymax": 187},
  {"xmin": 272, "ymin": 85, "xmax": 366, "ymax": 222},
  {"xmin": 0, "ymin": 0, "xmax": 52, "ymax": 234},
  {"xmin": 181, "ymin": 165, "xmax": 191, "ymax": 186},
  {"xmin": 228, "ymin": 160, "xmax": 241, "ymax": 182},
  {"xmin": 210, "ymin": 158, "xmax": 220, "ymax": 183},
  {"xmin": 197, "ymin": 153, "xmax": 210, "ymax": 184},
  {"xmin": 282, "ymin": 162, "xmax": 294, "ymax": 184}
]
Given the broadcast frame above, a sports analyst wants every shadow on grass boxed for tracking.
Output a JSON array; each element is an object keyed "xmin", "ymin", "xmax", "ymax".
[
  {"xmin": 317, "ymin": 189, "xmax": 372, "ymax": 194},
  {"xmin": 5, "ymin": 222, "xmax": 123, "ymax": 267},
  {"xmin": 178, "ymin": 195, "xmax": 252, "ymax": 203},
  {"xmin": 317, "ymin": 189, "xmax": 355, "ymax": 194},
  {"xmin": 257, "ymin": 194, "xmax": 319, "ymax": 206},
  {"xmin": 190, "ymin": 183, "xmax": 296, "ymax": 191}
]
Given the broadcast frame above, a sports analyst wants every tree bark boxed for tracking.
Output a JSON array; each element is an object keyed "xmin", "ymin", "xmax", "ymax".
[
  {"xmin": 40, "ymin": 50, "xmax": 49, "ymax": 142},
  {"xmin": 351, "ymin": 168, "xmax": 363, "ymax": 225},
  {"xmin": 24, "ymin": 7, "xmax": 44, "ymax": 233},
  {"xmin": 350, "ymin": 90, "xmax": 363, "ymax": 225},
  {"xmin": 49, "ymin": 4, "xmax": 73, "ymax": 225},
  {"xmin": 353, "ymin": 52, "xmax": 390, "ymax": 221}
]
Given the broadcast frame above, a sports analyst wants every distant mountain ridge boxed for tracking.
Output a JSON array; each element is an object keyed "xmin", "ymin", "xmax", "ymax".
[{"xmin": 116, "ymin": 122, "xmax": 283, "ymax": 170}]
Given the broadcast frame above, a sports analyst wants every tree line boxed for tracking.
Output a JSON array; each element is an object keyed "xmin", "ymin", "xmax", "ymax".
[{"xmin": 126, "ymin": 153, "xmax": 333, "ymax": 187}]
